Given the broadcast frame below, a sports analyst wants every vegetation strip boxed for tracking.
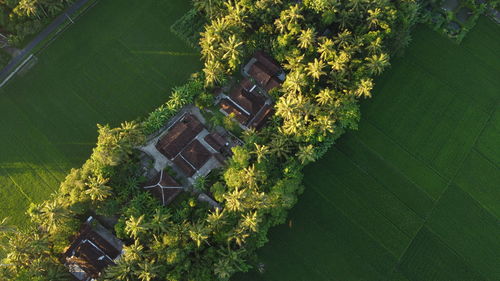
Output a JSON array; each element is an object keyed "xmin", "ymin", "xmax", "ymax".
[{"xmin": 1, "ymin": 1, "xmax": 499, "ymax": 281}]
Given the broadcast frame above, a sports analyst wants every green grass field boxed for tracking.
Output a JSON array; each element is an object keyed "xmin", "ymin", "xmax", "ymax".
[
  {"xmin": 0, "ymin": 0, "xmax": 200, "ymax": 227},
  {"xmin": 235, "ymin": 17, "xmax": 500, "ymax": 281}
]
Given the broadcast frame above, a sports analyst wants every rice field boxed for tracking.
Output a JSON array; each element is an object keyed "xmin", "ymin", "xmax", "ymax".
[
  {"xmin": 0, "ymin": 0, "xmax": 201, "ymax": 228},
  {"xmin": 235, "ymin": 17, "xmax": 500, "ymax": 281}
]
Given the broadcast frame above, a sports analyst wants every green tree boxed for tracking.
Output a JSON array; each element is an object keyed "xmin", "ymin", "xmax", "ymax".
[
  {"xmin": 365, "ymin": 53, "xmax": 390, "ymax": 75},
  {"xmin": 298, "ymin": 27, "xmax": 316, "ymax": 50},
  {"xmin": 125, "ymin": 215, "xmax": 147, "ymax": 240},
  {"xmin": 354, "ymin": 78, "xmax": 373, "ymax": 98},
  {"xmin": 137, "ymin": 261, "xmax": 160, "ymax": 281},
  {"xmin": 85, "ymin": 175, "xmax": 112, "ymax": 201},
  {"xmin": 307, "ymin": 58, "xmax": 326, "ymax": 81},
  {"xmin": 254, "ymin": 143, "xmax": 270, "ymax": 163},
  {"xmin": 296, "ymin": 144, "xmax": 316, "ymax": 164}
]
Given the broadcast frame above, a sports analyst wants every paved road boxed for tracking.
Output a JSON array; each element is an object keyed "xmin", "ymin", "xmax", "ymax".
[{"xmin": 0, "ymin": 0, "xmax": 94, "ymax": 84}]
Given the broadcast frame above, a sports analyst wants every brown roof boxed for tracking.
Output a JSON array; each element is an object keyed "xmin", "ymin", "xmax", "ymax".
[
  {"xmin": 181, "ymin": 140, "xmax": 212, "ymax": 170},
  {"xmin": 142, "ymin": 170, "xmax": 182, "ymax": 205},
  {"xmin": 173, "ymin": 156, "xmax": 196, "ymax": 177},
  {"xmin": 264, "ymin": 76, "xmax": 282, "ymax": 92},
  {"xmin": 253, "ymin": 50, "xmax": 282, "ymax": 75},
  {"xmin": 64, "ymin": 218, "xmax": 122, "ymax": 279},
  {"xmin": 229, "ymin": 85, "xmax": 266, "ymax": 116},
  {"xmin": 250, "ymin": 104, "xmax": 274, "ymax": 130},
  {"xmin": 247, "ymin": 51, "xmax": 284, "ymax": 92},
  {"xmin": 248, "ymin": 61, "xmax": 272, "ymax": 88},
  {"xmin": 240, "ymin": 77, "xmax": 255, "ymax": 92},
  {"xmin": 220, "ymin": 99, "xmax": 251, "ymax": 124},
  {"xmin": 156, "ymin": 114, "xmax": 204, "ymax": 159},
  {"xmin": 204, "ymin": 132, "xmax": 228, "ymax": 152}
]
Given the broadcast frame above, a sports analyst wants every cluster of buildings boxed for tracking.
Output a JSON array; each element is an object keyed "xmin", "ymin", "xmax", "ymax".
[{"xmin": 62, "ymin": 51, "xmax": 284, "ymax": 280}]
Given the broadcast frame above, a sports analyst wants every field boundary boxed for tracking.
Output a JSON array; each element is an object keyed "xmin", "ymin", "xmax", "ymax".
[{"xmin": 0, "ymin": 0, "xmax": 99, "ymax": 89}]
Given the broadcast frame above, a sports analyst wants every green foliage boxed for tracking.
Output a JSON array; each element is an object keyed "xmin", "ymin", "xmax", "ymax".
[
  {"xmin": 170, "ymin": 8, "xmax": 207, "ymax": 49},
  {"xmin": 0, "ymin": 0, "xmax": 424, "ymax": 280},
  {"xmin": 142, "ymin": 73, "xmax": 204, "ymax": 135}
]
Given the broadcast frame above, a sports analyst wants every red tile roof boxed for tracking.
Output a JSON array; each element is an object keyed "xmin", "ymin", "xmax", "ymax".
[
  {"xmin": 142, "ymin": 170, "xmax": 182, "ymax": 205},
  {"xmin": 247, "ymin": 51, "xmax": 283, "ymax": 92},
  {"xmin": 156, "ymin": 114, "xmax": 204, "ymax": 159},
  {"xmin": 220, "ymin": 99, "xmax": 251, "ymax": 124},
  {"xmin": 181, "ymin": 140, "xmax": 212, "ymax": 170},
  {"xmin": 250, "ymin": 104, "xmax": 274, "ymax": 130},
  {"xmin": 253, "ymin": 50, "xmax": 282, "ymax": 75},
  {"xmin": 173, "ymin": 156, "xmax": 196, "ymax": 177},
  {"xmin": 264, "ymin": 76, "xmax": 282, "ymax": 92},
  {"xmin": 248, "ymin": 61, "xmax": 272, "ymax": 88},
  {"xmin": 204, "ymin": 132, "xmax": 228, "ymax": 152},
  {"xmin": 229, "ymin": 85, "xmax": 266, "ymax": 116}
]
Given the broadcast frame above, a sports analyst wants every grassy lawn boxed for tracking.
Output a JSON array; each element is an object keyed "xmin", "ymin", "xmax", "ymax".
[
  {"xmin": 0, "ymin": 0, "xmax": 201, "ymax": 228},
  {"xmin": 235, "ymin": 17, "xmax": 499, "ymax": 281}
]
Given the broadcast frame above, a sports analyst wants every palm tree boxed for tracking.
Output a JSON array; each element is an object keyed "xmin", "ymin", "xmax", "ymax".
[
  {"xmin": 318, "ymin": 38, "xmax": 335, "ymax": 61},
  {"xmin": 296, "ymin": 144, "xmax": 316, "ymax": 164},
  {"xmin": 355, "ymin": 78, "xmax": 373, "ymax": 98},
  {"xmin": 281, "ymin": 116, "xmax": 303, "ymax": 135},
  {"xmin": 223, "ymin": 188, "xmax": 245, "ymax": 212},
  {"xmin": 214, "ymin": 246, "xmax": 248, "ymax": 279},
  {"xmin": 149, "ymin": 209, "xmax": 171, "ymax": 234},
  {"xmin": 307, "ymin": 58, "xmax": 326, "ymax": 81},
  {"xmin": 85, "ymin": 175, "xmax": 112, "ymax": 201},
  {"xmin": 221, "ymin": 35, "xmax": 243, "ymax": 70},
  {"xmin": 228, "ymin": 228, "xmax": 249, "ymax": 247},
  {"xmin": 316, "ymin": 114, "xmax": 335, "ymax": 135},
  {"xmin": 274, "ymin": 18, "xmax": 287, "ymax": 34},
  {"xmin": 211, "ymin": 17, "xmax": 230, "ymax": 37},
  {"xmin": 37, "ymin": 201, "xmax": 69, "ymax": 233},
  {"xmin": 137, "ymin": 261, "xmax": 159, "ymax": 281},
  {"xmin": 367, "ymin": 8, "xmax": 382, "ymax": 29},
  {"xmin": 315, "ymin": 88, "xmax": 335, "ymax": 105},
  {"xmin": 328, "ymin": 51, "xmax": 349, "ymax": 72},
  {"xmin": 348, "ymin": 0, "xmax": 365, "ymax": 13},
  {"xmin": 366, "ymin": 36, "xmax": 382, "ymax": 55},
  {"xmin": 270, "ymin": 134, "xmax": 290, "ymax": 159},
  {"xmin": 241, "ymin": 211, "xmax": 259, "ymax": 232},
  {"xmin": 125, "ymin": 215, "xmax": 147, "ymax": 239},
  {"xmin": 214, "ymin": 259, "xmax": 233, "ymax": 280},
  {"xmin": 298, "ymin": 28, "xmax": 316, "ymax": 50},
  {"xmin": 204, "ymin": 60, "xmax": 225, "ymax": 86},
  {"xmin": 206, "ymin": 208, "xmax": 226, "ymax": 230},
  {"xmin": 167, "ymin": 90, "xmax": 186, "ymax": 110},
  {"xmin": 243, "ymin": 165, "xmax": 261, "ymax": 189},
  {"xmin": 200, "ymin": 32, "xmax": 218, "ymax": 61},
  {"xmin": 276, "ymin": 94, "xmax": 295, "ymax": 120},
  {"xmin": 282, "ymin": 70, "xmax": 307, "ymax": 94},
  {"xmin": 281, "ymin": 4, "xmax": 303, "ymax": 27},
  {"xmin": 334, "ymin": 29, "xmax": 353, "ymax": 49},
  {"xmin": 119, "ymin": 121, "xmax": 144, "ymax": 149},
  {"xmin": 103, "ymin": 260, "xmax": 135, "ymax": 280},
  {"xmin": 282, "ymin": 54, "xmax": 304, "ymax": 71},
  {"xmin": 16, "ymin": 0, "xmax": 39, "ymax": 18},
  {"xmin": 123, "ymin": 239, "xmax": 144, "ymax": 262},
  {"xmin": 189, "ymin": 222, "xmax": 209, "ymax": 247},
  {"xmin": 253, "ymin": 143, "xmax": 270, "ymax": 163},
  {"xmin": 365, "ymin": 53, "xmax": 390, "ymax": 75}
]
